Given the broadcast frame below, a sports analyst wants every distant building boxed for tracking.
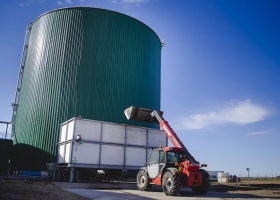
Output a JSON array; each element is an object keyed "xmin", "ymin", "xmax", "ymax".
[{"xmin": 207, "ymin": 171, "xmax": 224, "ymax": 182}]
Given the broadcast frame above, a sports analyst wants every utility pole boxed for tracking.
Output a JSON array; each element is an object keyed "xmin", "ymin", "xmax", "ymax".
[{"xmin": 246, "ymin": 168, "xmax": 250, "ymax": 187}]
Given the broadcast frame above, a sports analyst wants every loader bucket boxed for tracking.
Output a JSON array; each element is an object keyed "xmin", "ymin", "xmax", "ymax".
[{"xmin": 124, "ymin": 106, "xmax": 163, "ymax": 123}]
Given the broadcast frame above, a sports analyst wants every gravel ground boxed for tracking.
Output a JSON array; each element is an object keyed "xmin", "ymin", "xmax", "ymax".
[
  {"xmin": 0, "ymin": 180, "xmax": 90, "ymax": 200},
  {"xmin": 210, "ymin": 179, "xmax": 280, "ymax": 199},
  {"xmin": 0, "ymin": 179, "xmax": 280, "ymax": 199}
]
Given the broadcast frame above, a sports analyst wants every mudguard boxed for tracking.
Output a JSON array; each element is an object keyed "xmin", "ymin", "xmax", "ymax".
[
  {"xmin": 166, "ymin": 167, "xmax": 179, "ymax": 175},
  {"xmin": 140, "ymin": 167, "xmax": 148, "ymax": 172}
]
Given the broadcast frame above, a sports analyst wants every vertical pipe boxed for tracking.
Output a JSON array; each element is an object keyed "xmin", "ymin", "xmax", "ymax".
[{"xmin": 5, "ymin": 123, "xmax": 9, "ymax": 139}]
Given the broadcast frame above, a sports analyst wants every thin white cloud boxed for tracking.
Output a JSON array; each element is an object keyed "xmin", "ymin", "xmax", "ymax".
[
  {"xmin": 57, "ymin": 1, "xmax": 63, "ymax": 5},
  {"xmin": 178, "ymin": 99, "xmax": 270, "ymax": 130},
  {"xmin": 111, "ymin": 0, "xmax": 158, "ymax": 8},
  {"xmin": 122, "ymin": 0, "xmax": 147, "ymax": 3},
  {"xmin": 66, "ymin": 0, "xmax": 72, "ymax": 4},
  {"xmin": 247, "ymin": 131, "xmax": 269, "ymax": 136}
]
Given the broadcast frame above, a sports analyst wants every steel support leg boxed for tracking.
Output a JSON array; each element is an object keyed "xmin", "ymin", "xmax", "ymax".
[{"xmin": 69, "ymin": 167, "xmax": 74, "ymax": 183}]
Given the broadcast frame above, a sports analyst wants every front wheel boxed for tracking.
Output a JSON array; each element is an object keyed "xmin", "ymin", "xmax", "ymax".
[
  {"xmin": 192, "ymin": 169, "xmax": 210, "ymax": 195},
  {"xmin": 162, "ymin": 171, "xmax": 181, "ymax": 196},
  {"xmin": 136, "ymin": 170, "xmax": 152, "ymax": 191}
]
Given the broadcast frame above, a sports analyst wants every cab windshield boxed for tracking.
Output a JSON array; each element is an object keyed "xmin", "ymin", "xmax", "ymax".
[{"xmin": 166, "ymin": 151, "xmax": 185, "ymax": 163}]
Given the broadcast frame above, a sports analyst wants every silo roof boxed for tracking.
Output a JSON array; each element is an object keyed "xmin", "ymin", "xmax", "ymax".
[{"xmin": 31, "ymin": 6, "xmax": 161, "ymax": 42}]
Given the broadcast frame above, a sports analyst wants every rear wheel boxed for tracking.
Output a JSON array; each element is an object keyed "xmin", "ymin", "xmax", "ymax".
[
  {"xmin": 136, "ymin": 170, "xmax": 152, "ymax": 191},
  {"xmin": 192, "ymin": 169, "xmax": 210, "ymax": 195},
  {"xmin": 162, "ymin": 171, "xmax": 181, "ymax": 196}
]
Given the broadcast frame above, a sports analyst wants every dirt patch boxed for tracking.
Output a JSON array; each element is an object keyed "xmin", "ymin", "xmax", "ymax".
[
  {"xmin": 1, "ymin": 179, "xmax": 280, "ymax": 199},
  {"xmin": 0, "ymin": 180, "xmax": 90, "ymax": 200},
  {"xmin": 210, "ymin": 179, "xmax": 280, "ymax": 199}
]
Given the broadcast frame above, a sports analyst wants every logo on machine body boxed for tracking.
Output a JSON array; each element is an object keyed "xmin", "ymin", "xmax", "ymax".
[{"xmin": 163, "ymin": 125, "xmax": 172, "ymax": 137}]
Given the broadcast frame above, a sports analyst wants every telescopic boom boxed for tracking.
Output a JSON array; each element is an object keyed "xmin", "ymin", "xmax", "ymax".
[{"xmin": 124, "ymin": 106, "xmax": 198, "ymax": 163}]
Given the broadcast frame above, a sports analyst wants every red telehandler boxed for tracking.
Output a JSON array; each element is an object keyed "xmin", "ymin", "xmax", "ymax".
[{"xmin": 124, "ymin": 106, "xmax": 209, "ymax": 196}]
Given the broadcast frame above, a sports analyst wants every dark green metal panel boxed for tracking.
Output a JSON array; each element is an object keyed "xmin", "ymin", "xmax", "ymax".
[
  {"xmin": 0, "ymin": 139, "xmax": 12, "ymax": 174},
  {"xmin": 13, "ymin": 7, "xmax": 161, "ymax": 169}
]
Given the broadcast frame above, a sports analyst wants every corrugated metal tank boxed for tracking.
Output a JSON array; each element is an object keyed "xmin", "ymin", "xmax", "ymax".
[{"xmin": 13, "ymin": 7, "xmax": 161, "ymax": 170}]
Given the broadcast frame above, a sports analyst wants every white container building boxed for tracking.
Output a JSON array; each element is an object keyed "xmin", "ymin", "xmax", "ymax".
[
  {"xmin": 218, "ymin": 172, "xmax": 230, "ymax": 182},
  {"xmin": 207, "ymin": 171, "xmax": 224, "ymax": 182},
  {"xmin": 57, "ymin": 118, "xmax": 167, "ymax": 182}
]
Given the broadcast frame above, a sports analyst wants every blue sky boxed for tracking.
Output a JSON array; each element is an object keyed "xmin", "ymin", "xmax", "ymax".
[{"xmin": 0, "ymin": 0, "xmax": 279, "ymax": 177}]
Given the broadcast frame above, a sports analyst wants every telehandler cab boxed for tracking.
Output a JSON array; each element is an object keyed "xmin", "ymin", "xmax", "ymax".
[{"xmin": 124, "ymin": 106, "xmax": 209, "ymax": 196}]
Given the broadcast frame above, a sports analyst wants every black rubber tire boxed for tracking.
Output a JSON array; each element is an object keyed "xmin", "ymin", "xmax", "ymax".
[
  {"xmin": 162, "ymin": 171, "xmax": 181, "ymax": 196},
  {"xmin": 136, "ymin": 170, "xmax": 152, "ymax": 191},
  {"xmin": 192, "ymin": 169, "xmax": 210, "ymax": 195},
  {"xmin": 147, "ymin": 184, "xmax": 153, "ymax": 190}
]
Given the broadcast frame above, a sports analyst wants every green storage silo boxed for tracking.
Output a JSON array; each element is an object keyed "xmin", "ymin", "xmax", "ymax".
[{"xmin": 12, "ymin": 7, "xmax": 161, "ymax": 170}]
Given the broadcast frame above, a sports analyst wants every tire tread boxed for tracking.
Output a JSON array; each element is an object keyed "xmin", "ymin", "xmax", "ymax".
[
  {"xmin": 192, "ymin": 169, "xmax": 210, "ymax": 195},
  {"xmin": 162, "ymin": 171, "xmax": 181, "ymax": 196},
  {"xmin": 136, "ymin": 169, "xmax": 152, "ymax": 191}
]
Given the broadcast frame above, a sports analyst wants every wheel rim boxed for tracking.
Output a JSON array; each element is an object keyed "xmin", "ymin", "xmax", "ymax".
[
  {"xmin": 165, "ymin": 177, "xmax": 172, "ymax": 191},
  {"xmin": 139, "ymin": 175, "xmax": 146, "ymax": 186}
]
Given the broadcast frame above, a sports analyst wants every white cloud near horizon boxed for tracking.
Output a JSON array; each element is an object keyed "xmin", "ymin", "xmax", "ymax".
[
  {"xmin": 57, "ymin": 1, "xmax": 63, "ymax": 5},
  {"xmin": 247, "ymin": 131, "xmax": 270, "ymax": 136},
  {"xmin": 178, "ymin": 99, "xmax": 270, "ymax": 130}
]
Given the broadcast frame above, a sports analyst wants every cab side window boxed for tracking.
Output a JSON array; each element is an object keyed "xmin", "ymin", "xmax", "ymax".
[
  {"xmin": 148, "ymin": 150, "xmax": 159, "ymax": 164},
  {"xmin": 166, "ymin": 151, "xmax": 178, "ymax": 163},
  {"xmin": 159, "ymin": 150, "xmax": 166, "ymax": 163}
]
